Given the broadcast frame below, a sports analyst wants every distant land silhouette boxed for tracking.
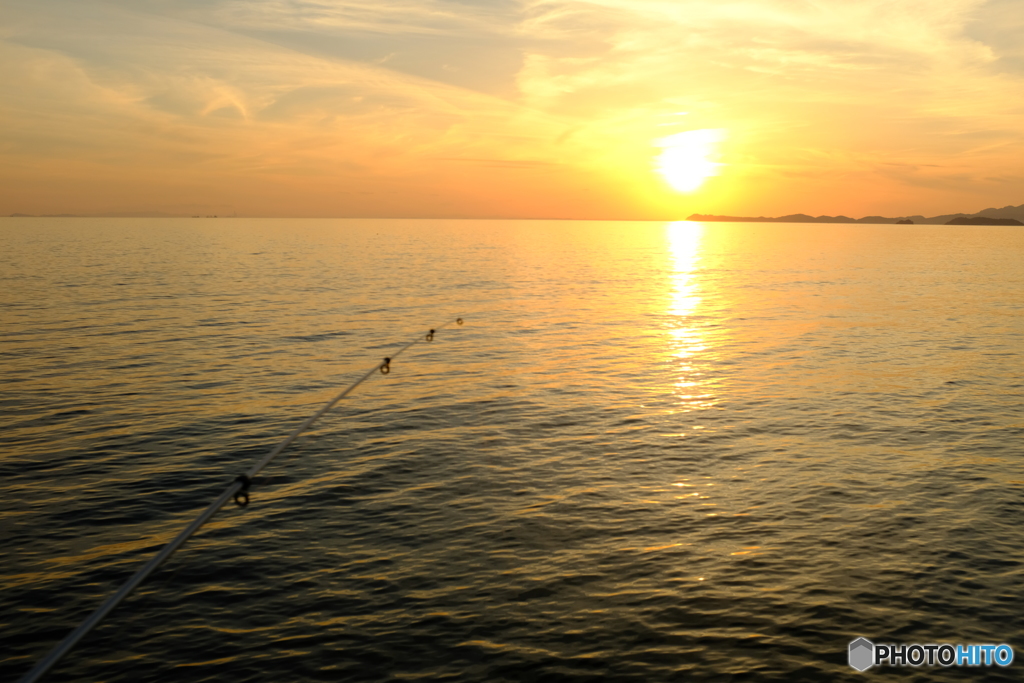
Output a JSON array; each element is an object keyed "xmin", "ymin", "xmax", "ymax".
[
  {"xmin": 945, "ymin": 216, "xmax": 1023, "ymax": 226},
  {"xmin": 7, "ymin": 211, "xmax": 183, "ymax": 218},
  {"xmin": 688, "ymin": 203, "xmax": 1024, "ymax": 225},
  {"xmin": 6, "ymin": 204, "xmax": 1024, "ymax": 223}
]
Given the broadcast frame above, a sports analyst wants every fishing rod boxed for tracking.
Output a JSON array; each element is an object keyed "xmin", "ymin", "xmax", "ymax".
[{"xmin": 18, "ymin": 318, "xmax": 465, "ymax": 683}]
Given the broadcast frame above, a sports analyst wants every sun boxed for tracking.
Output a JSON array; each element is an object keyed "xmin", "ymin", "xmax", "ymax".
[{"xmin": 654, "ymin": 129, "xmax": 725, "ymax": 193}]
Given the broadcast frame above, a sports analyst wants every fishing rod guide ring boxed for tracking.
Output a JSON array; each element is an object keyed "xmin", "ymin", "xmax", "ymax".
[{"xmin": 233, "ymin": 475, "xmax": 251, "ymax": 507}]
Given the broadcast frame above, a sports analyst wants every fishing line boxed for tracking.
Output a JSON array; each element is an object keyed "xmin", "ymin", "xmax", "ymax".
[{"xmin": 18, "ymin": 317, "xmax": 465, "ymax": 683}]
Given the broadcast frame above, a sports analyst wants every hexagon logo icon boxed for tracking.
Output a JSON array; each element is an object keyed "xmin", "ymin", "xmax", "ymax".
[{"xmin": 849, "ymin": 638, "xmax": 874, "ymax": 671}]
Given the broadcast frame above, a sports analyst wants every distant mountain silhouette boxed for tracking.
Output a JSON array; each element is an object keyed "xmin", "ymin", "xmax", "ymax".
[
  {"xmin": 7, "ymin": 211, "xmax": 193, "ymax": 218},
  {"xmin": 946, "ymin": 216, "xmax": 1023, "ymax": 226},
  {"xmin": 688, "ymin": 203, "xmax": 1024, "ymax": 225},
  {"xmin": 7, "ymin": 213, "xmax": 82, "ymax": 217}
]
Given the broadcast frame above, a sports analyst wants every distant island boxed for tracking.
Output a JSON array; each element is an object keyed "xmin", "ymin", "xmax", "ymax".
[
  {"xmin": 688, "ymin": 203, "xmax": 1024, "ymax": 226},
  {"xmin": 6, "ymin": 210, "xmax": 236, "ymax": 218},
  {"xmin": 945, "ymin": 216, "xmax": 1023, "ymax": 226},
  {"xmin": 6, "ymin": 204, "xmax": 1023, "ymax": 224},
  {"xmin": 7, "ymin": 212, "xmax": 183, "ymax": 218}
]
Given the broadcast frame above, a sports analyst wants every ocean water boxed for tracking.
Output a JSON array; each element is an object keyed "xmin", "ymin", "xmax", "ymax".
[{"xmin": 1, "ymin": 218, "xmax": 1022, "ymax": 682}]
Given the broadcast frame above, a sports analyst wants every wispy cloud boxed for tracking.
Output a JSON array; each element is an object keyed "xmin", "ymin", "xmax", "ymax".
[{"xmin": 213, "ymin": 0, "xmax": 522, "ymax": 36}]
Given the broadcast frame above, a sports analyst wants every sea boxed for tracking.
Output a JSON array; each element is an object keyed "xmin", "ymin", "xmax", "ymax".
[{"xmin": 1, "ymin": 218, "xmax": 1022, "ymax": 682}]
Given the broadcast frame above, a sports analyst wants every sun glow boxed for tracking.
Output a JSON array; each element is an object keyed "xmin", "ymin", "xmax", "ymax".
[{"xmin": 655, "ymin": 129, "xmax": 725, "ymax": 193}]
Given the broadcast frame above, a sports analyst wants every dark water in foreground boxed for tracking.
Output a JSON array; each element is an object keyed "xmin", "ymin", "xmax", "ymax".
[{"xmin": 2, "ymin": 218, "xmax": 1023, "ymax": 682}]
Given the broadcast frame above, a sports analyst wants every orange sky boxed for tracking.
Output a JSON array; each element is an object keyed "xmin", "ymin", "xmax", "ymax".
[{"xmin": 2, "ymin": 0, "xmax": 1022, "ymax": 219}]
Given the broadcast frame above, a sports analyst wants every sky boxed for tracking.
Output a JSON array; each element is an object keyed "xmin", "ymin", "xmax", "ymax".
[{"xmin": 2, "ymin": 0, "xmax": 1023, "ymax": 219}]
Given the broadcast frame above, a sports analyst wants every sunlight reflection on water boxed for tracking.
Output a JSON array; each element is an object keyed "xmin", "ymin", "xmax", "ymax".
[{"xmin": 664, "ymin": 221, "xmax": 715, "ymax": 416}]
